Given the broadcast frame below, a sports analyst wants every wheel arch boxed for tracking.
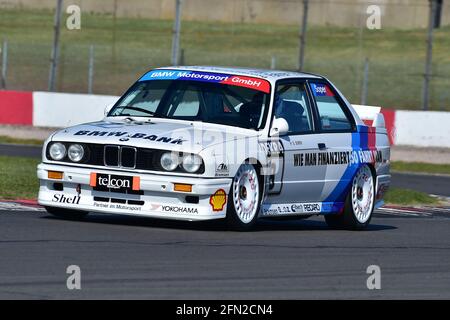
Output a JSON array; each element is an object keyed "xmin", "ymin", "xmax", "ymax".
[
  {"xmin": 243, "ymin": 157, "xmax": 266, "ymax": 204},
  {"xmin": 366, "ymin": 162, "xmax": 378, "ymax": 199},
  {"xmin": 366, "ymin": 162, "xmax": 377, "ymax": 183},
  {"xmin": 244, "ymin": 156, "xmax": 264, "ymax": 174}
]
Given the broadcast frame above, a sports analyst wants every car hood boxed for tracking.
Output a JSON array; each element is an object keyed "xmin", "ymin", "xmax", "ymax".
[{"xmin": 50, "ymin": 117, "xmax": 260, "ymax": 153}]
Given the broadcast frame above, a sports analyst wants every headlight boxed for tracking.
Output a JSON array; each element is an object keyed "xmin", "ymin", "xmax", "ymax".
[
  {"xmin": 68, "ymin": 144, "xmax": 84, "ymax": 162},
  {"xmin": 49, "ymin": 142, "xmax": 66, "ymax": 161},
  {"xmin": 181, "ymin": 154, "xmax": 202, "ymax": 173},
  {"xmin": 160, "ymin": 152, "xmax": 180, "ymax": 171}
]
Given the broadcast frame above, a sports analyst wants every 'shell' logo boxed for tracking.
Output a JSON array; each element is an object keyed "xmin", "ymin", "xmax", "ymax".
[
  {"xmin": 209, "ymin": 189, "xmax": 227, "ymax": 212},
  {"xmin": 52, "ymin": 194, "xmax": 80, "ymax": 204}
]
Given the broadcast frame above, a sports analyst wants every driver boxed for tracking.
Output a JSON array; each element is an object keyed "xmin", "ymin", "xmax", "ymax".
[{"xmin": 239, "ymin": 92, "xmax": 265, "ymax": 129}]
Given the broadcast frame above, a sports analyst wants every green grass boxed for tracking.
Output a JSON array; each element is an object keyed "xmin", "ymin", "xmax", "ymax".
[
  {"xmin": 391, "ymin": 161, "xmax": 450, "ymax": 175},
  {"xmin": 0, "ymin": 135, "xmax": 44, "ymax": 146},
  {"xmin": 0, "ymin": 156, "xmax": 40, "ymax": 200},
  {"xmin": 0, "ymin": 8, "xmax": 449, "ymax": 110},
  {"xmin": 384, "ymin": 187, "xmax": 439, "ymax": 206}
]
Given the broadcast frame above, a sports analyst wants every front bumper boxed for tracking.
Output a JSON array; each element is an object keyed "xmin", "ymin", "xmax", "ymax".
[{"xmin": 37, "ymin": 163, "xmax": 232, "ymax": 221}]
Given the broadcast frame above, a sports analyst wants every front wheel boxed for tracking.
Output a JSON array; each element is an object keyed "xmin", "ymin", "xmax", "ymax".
[
  {"xmin": 226, "ymin": 163, "xmax": 261, "ymax": 231},
  {"xmin": 325, "ymin": 164, "xmax": 375, "ymax": 230},
  {"xmin": 45, "ymin": 206, "xmax": 89, "ymax": 220}
]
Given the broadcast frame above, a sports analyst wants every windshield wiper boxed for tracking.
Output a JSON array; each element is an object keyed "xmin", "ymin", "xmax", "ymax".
[
  {"xmin": 112, "ymin": 105, "xmax": 176, "ymax": 121},
  {"xmin": 115, "ymin": 105, "xmax": 155, "ymax": 116}
]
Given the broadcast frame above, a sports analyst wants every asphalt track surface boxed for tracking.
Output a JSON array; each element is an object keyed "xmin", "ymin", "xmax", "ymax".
[
  {"xmin": 0, "ymin": 144, "xmax": 449, "ymax": 299},
  {"xmin": 390, "ymin": 172, "xmax": 450, "ymax": 197},
  {"xmin": 0, "ymin": 206, "xmax": 449, "ymax": 299},
  {"xmin": 0, "ymin": 143, "xmax": 42, "ymax": 158}
]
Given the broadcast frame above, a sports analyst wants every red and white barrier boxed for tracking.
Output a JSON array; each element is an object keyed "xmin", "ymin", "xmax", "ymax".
[
  {"xmin": 0, "ymin": 91, "xmax": 33, "ymax": 125},
  {"xmin": 0, "ymin": 90, "xmax": 118, "ymax": 128},
  {"xmin": 0, "ymin": 90, "xmax": 448, "ymax": 148},
  {"xmin": 394, "ymin": 110, "xmax": 450, "ymax": 148},
  {"xmin": 33, "ymin": 92, "xmax": 119, "ymax": 127}
]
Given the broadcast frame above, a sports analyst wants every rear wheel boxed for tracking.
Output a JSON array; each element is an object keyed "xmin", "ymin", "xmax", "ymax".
[
  {"xmin": 45, "ymin": 206, "xmax": 88, "ymax": 220},
  {"xmin": 226, "ymin": 163, "xmax": 261, "ymax": 231},
  {"xmin": 324, "ymin": 164, "xmax": 375, "ymax": 230}
]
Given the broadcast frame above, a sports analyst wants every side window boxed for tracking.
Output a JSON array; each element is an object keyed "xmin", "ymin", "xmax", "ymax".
[
  {"xmin": 274, "ymin": 83, "xmax": 313, "ymax": 134},
  {"xmin": 310, "ymin": 82, "xmax": 352, "ymax": 131}
]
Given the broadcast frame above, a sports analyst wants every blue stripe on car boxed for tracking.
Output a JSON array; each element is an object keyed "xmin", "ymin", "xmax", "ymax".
[{"xmin": 324, "ymin": 128, "xmax": 367, "ymax": 206}]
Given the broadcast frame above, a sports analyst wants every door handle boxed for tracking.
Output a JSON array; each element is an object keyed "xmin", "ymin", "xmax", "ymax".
[{"xmin": 318, "ymin": 143, "xmax": 327, "ymax": 150}]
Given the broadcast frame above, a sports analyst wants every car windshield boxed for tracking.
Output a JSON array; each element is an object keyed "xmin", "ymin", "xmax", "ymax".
[{"xmin": 108, "ymin": 79, "xmax": 271, "ymax": 130}]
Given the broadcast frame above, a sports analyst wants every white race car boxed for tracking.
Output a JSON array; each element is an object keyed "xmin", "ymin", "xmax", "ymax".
[{"xmin": 37, "ymin": 66, "xmax": 390, "ymax": 230}]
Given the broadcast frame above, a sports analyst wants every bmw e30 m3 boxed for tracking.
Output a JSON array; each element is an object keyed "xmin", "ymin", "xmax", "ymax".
[{"xmin": 37, "ymin": 66, "xmax": 391, "ymax": 230}]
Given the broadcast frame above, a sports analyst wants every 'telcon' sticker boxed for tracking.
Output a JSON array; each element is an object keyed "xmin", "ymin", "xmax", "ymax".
[{"xmin": 209, "ymin": 189, "xmax": 227, "ymax": 212}]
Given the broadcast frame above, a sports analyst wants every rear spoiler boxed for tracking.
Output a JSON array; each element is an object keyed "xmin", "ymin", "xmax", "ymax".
[{"xmin": 352, "ymin": 104, "xmax": 385, "ymax": 128}]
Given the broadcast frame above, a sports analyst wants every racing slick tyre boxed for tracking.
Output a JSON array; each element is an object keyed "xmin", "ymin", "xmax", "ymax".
[
  {"xmin": 45, "ymin": 206, "xmax": 89, "ymax": 220},
  {"xmin": 226, "ymin": 163, "xmax": 262, "ymax": 231},
  {"xmin": 324, "ymin": 164, "xmax": 375, "ymax": 230}
]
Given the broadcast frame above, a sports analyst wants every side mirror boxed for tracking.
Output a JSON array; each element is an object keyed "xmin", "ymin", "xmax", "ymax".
[
  {"xmin": 270, "ymin": 117, "xmax": 289, "ymax": 136},
  {"xmin": 104, "ymin": 103, "xmax": 114, "ymax": 117}
]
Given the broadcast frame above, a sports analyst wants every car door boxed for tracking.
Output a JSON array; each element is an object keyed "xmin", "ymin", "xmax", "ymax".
[
  {"xmin": 263, "ymin": 80, "xmax": 326, "ymax": 214},
  {"xmin": 308, "ymin": 81, "xmax": 357, "ymax": 208}
]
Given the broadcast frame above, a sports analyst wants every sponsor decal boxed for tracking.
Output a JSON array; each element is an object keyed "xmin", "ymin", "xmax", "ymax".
[
  {"xmin": 112, "ymin": 204, "xmax": 141, "ymax": 211},
  {"xmin": 74, "ymin": 130, "xmax": 128, "ymax": 137},
  {"xmin": 215, "ymin": 163, "xmax": 229, "ymax": 177},
  {"xmin": 52, "ymin": 193, "xmax": 81, "ymax": 205},
  {"xmin": 310, "ymin": 83, "xmax": 334, "ymax": 97},
  {"xmin": 93, "ymin": 202, "xmax": 142, "ymax": 211},
  {"xmin": 90, "ymin": 173, "xmax": 140, "ymax": 191},
  {"xmin": 162, "ymin": 205, "xmax": 198, "ymax": 214},
  {"xmin": 294, "ymin": 151, "xmax": 350, "ymax": 167},
  {"xmin": 221, "ymin": 75, "xmax": 270, "ymax": 93},
  {"xmin": 74, "ymin": 130, "xmax": 185, "ymax": 145},
  {"xmin": 259, "ymin": 140, "xmax": 284, "ymax": 157},
  {"xmin": 259, "ymin": 140, "xmax": 285, "ymax": 186},
  {"xmin": 209, "ymin": 189, "xmax": 227, "ymax": 212},
  {"xmin": 139, "ymin": 70, "xmax": 271, "ymax": 94},
  {"xmin": 296, "ymin": 203, "xmax": 321, "ymax": 213},
  {"xmin": 289, "ymin": 140, "xmax": 302, "ymax": 146},
  {"xmin": 293, "ymin": 150, "xmax": 383, "ymax": 167},
  {"xmin": 149, "ymin": 203, "xmax": 198, "ymax": 214},
  {"xmin": 262, "ymin": 202, "xmax": 322, "ymax": 216}
]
